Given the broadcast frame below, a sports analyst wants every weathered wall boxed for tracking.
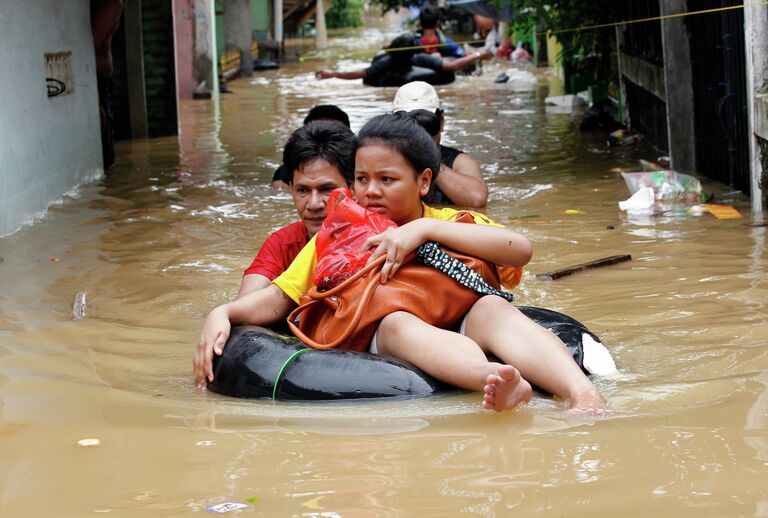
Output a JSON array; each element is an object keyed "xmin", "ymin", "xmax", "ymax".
[
  {"xmin": 746, "ymin": 4, "xmax": 768, "ymax": 213},
  {"xmin": 223, "ymin": 0, "xmax": 253, "ymax": 76},
  {"xmin": 194, "ymin": 0, "xmax": 216, "ymax": 94},
  {"xmin": 173, "ymin": 0, "xmax": 196, "ymax": 100},
  {"xmin": 0, "ymin": 1, "xmax": 101, "ymax": 237},
  {"xmin": 251, "ymin": 0, "xmax": 270, "ymax": 37},
  {"xmin": 659, "ymin": 0, "xmax": 696, "ymax": 173}
]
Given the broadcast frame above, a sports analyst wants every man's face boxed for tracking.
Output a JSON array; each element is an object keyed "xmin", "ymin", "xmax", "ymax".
[{"xmin": 291, "ymin": 158, "xmax": 347, "ymax": 236}]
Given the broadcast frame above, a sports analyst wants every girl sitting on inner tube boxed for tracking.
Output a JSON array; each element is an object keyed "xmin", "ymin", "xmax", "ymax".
[{"xmin": 194, "ymin": 113, "xmax": 605, "ymax": 413}]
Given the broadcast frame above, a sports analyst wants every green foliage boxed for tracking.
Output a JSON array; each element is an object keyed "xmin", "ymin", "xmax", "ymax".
[
  {"xmin": 326, "ymin": 0, "xmax": 366, "ymax": 29},
  {"xmin": 508, "ymin": 1, "xmax": 619, "ymax": 91}
]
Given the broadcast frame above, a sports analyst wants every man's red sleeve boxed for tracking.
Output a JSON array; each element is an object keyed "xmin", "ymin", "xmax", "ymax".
[{"xmin": 242, "ymin": 233, "xmax": 285, "ymax": 280}]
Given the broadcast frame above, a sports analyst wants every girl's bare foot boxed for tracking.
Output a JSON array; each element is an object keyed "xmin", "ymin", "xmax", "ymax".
[
  {"xmin": 565, "ymin": 389, "xmax": 608, "ymax": 416},
  {"xmin": 482, "ymin": 365, "xmax": 532, "ymax": 412}
]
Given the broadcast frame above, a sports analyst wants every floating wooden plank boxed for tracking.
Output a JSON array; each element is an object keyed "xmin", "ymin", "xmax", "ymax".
[
  {"xmin": 536, "ymin": 255, "xmax": 632, "ymax": 281},
  {"xmin": 743, "ymin": 222, "xmax": 768, "ymax": 227},
  {"xmin": 703, "ymin": 203, "xmax": 742, "ymax": 220}
]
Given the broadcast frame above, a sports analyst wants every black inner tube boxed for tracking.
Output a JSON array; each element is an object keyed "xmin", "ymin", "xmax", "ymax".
[{"xmin": 208, "ymin": 306, "xmax": 607, "ymax": 401}]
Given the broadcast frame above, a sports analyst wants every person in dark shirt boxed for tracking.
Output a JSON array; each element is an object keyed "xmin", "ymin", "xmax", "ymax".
[
  {"xmin": 415, "ymin": 5, "xmax": 464, "ymax": 58},
  {"xmin": 271, "ymin": 104, "xmax": 351, "ymax": 190},
  {"xmin": 393, "ymin": 82, "xmax": 488, "ymax": 208},
  {"xmin": 91, "ymin": 0, "xmax": 124, "ymax": 171},
  {"xmin": 315, "ymin": 34, "xmax": 490, "ymax": 86}
]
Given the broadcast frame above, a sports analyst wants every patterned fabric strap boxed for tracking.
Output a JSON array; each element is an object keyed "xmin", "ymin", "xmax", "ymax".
[{"xmin": 415, "ymin": 241, "xmax": 514, "ymax": 302}]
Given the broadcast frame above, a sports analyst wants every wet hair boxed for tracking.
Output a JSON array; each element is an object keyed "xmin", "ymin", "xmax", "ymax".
[
  {"xmin": 303, "ymin": 104, "xmax": 351, "ymax": 128},
  {"xmin": 419, "ymin": 5, "xmax": 439, "ymax": 30},
  {"xmin": 357, "ymin": 113, "xmax": 441, "ymax": 197},
  {"xmin": 385, "ymin": 34, "xmax": 418, "ymax": 68},
  {"xmin": 283, "ymin": 121, "xmax": 356, "ymax": 185},
  {"xmin": 405, "ymin": 109, "xmax": 441, "ymax": 137}
]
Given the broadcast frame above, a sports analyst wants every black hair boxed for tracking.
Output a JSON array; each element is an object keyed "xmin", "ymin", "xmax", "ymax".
[
  {"xmin": 303, "ymin": 104, "xmax": 351, "ymax": 128},
  {"xmin": 419, "ymin": 5, "xmax": 439, "ymax": 30},
  {"xmin": 283, "ymin": 121, "xmax": 356, "ymax": 185},
  {"xmin": 405, "ymin": 109, "xmax": 441, "ymax": 137},
  {"xmin": 357, "ymin": 113, "xmax": 441, "ymax": 197},
  {"xmin": 385, "ymin": 34, "xmax": 418, "ymax": 68}
]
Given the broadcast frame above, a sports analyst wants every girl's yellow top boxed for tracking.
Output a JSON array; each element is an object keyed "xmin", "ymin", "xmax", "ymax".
[{"xmin": 273, "ymin": 204, "xmax": 524, "ymax": 304}]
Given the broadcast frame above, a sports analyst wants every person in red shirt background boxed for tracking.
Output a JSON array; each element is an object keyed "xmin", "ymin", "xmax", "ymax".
[{"xmin": 237, "ymin": 120, "xmax": 356, "ymax": 298}]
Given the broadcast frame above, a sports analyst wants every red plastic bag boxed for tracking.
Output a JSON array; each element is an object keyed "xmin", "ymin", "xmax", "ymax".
[{"xmin": 311, "ymin": 188, "xmax": 397, "ymax": 288}]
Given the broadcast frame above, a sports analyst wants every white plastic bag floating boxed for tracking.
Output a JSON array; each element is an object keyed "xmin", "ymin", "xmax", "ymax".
[
  {"xmin": 618, "ymin": 187, "xmax": 654, "ymax": 212},
  {"xmin": 621, "ymin": 171, "xmax": 704, "ymax": 203},
  {"xmin": 545, "ymin": 94, "xmax": 586, "ymax": 107},
  {"xmin": 504, "ymin": 69, "xmax": 538, "ymax": 91}
]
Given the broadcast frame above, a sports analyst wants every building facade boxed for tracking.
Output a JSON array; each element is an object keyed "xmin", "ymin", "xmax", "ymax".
[
  {"xmin": 617, "ymin": 0, "xmax": 767, "ymax": 213},
  {"xmin": 0, "ymin": 1, "xmax": 102, "ymax": 237}
]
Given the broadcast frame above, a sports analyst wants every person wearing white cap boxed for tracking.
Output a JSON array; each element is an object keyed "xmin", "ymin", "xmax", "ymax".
[{"xmin": 392, "ymin": 81, "xmax": 488, "ymax": 209}]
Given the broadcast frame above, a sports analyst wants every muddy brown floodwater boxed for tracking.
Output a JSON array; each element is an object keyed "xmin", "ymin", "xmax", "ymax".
[{"xmin": 1, "ymin": 17, "xmax": 767, "ymax": 517}]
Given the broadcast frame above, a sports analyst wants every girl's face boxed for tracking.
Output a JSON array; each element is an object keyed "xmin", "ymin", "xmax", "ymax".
[{"xmin": 354, "ymin": 143, "xmax": 432, "ymax": 226}]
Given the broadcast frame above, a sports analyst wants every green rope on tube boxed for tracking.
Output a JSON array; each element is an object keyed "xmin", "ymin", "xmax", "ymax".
[{"xmin": 272, "ymin": 348, "xmax": 312, "ymax": 400}]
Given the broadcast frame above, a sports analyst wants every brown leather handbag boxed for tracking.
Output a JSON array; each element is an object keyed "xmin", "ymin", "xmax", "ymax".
[{"xmin": 286, "ymin": 247, "xmax": 503, "ymax": 351}]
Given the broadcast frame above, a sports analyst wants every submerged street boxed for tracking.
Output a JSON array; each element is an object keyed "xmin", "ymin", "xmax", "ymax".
[{"xmin": 1, "ymin": 20, "xmax": 767, "ymax": 516}]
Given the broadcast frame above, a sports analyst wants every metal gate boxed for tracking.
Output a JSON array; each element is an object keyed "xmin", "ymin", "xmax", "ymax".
[{"xmin": 687, "ymin": 0, "xmax": 750, "ymax": 194}]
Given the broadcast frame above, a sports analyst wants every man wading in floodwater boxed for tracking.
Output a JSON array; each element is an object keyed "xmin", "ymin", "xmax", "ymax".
[
  {"xmin": 237, "ymin": 121, "xmax": 356, "ymax": 298},
  {"xmin": 315, "ymin": 34, "xmax": 492, "ymax": 86}
]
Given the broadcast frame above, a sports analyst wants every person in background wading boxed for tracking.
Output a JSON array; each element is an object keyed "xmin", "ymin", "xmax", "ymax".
[
  {"xmin": 271, "ymin": 105, "xmax": 351, "ymax": 190},
  {"xmin": 315, "ymin": 34, "xmax": 491, "ymax": 86},
  {"xmin": 91, "ymin": 0, "xmax": 124, "ymax": 171},
  {"xmin": 416, "ymin": 5, "xmax": 465, "ymax": 58},
  {"xmin": 393, "ymin": 81, "xmax": 488, "ymax": 209}
]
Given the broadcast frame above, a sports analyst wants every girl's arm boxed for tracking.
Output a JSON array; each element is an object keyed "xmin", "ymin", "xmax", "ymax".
[
  {"xmin": 364, "ymin": 219, "xmax": 531, "ymax": 283},
  {"xmin": 193, "ymin": 284, "xmax": 295, "ymax": 387}
]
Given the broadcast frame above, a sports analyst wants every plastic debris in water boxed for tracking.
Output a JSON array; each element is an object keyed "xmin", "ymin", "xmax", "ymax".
[
  {"xmin": 564, "ymin": 209, "xmax": 586, "ymax": 215},
  {"xmin": 72, "ymin": 291, "xmax": 87, "ymax": 320},
  {"xmin": 608, "ymin": 129, "xmax": 641, "ymax": 146},
  {"xmin": 621, "ymin": 171, "xmax": 705, "ymax": 203},
  {"xmin": 78, "ymin": 438, "xmax": 100, "ymax": 447},
  {"xmin": 686, "ymin": 205, "xmax": 709, "ymax": 216},
  {"xmin": 49, "ymin": 257, "xmax": 60, "ymax": 263},
  {"xmin": 703, "ymin": 204, "xmax": 742, "ymax": 220},
  {"xmin": 618, "ymin": 187, "xmax": 654, "ymax": 212},
  {"xmin": 205, "ymin": 502, "xmax": 249, "ymax": 513}
]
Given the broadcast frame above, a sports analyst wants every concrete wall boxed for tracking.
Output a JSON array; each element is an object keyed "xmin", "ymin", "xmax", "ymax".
[
  {"xmin": 745, "ymin": 3, "xmax": 768, "ymax": 214},
  {"xmin": 223, "ymin": 0, "xmax": 253, "ymax": 76},
  {"xmin": 0, "ymin": 1, "xmax": 102, "ymax": 237},
  {"xmin": 173, "ymin": 0, "xmax": 217, "ymax": 100},
  {"xmin": 251, "ymin": 0, "xmax": 271, "ymax": 37},
  {"xmin": 173, "ymin": 0, "xmax": 196, "ymax": 100},
  {"xmin": 659, "ymin": 0, "xmax": 696, "ymax": 173}
]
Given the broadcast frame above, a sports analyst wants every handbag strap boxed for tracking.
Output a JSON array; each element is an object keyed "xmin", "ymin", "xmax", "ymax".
[
  {"xmin": 415, "ymin": 241, "xmax": 514, "ymax": 302},
  {"xmin": 287, "ymin": 255, "xmax": 386, "ymax": 349}
]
